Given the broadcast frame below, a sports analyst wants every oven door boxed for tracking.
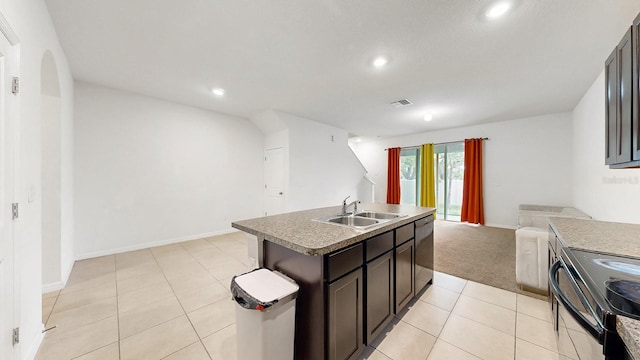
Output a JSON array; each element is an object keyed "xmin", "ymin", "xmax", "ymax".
[{"xmin": 549, "ymin": 260, "xmax": 605, "ymax": 360}]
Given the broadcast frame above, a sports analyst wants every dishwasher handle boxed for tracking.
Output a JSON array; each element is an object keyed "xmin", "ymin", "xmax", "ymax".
[{"xmin": 549, "ymin": 260, "xmax": 604, "ymax": 342}]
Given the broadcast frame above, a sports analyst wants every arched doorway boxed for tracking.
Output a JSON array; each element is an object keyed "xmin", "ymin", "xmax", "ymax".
[{"xmin": 40, "ymin": 51, "xmax": 62, "ymax": 289}]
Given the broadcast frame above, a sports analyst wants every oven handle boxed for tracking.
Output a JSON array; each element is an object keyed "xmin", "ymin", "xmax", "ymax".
[{"xmin": 549, "ymin": 260, "xmax": 604, "ymax": 342}]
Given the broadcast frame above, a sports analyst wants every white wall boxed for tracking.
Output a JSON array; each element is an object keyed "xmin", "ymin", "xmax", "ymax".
[
  {"xmin": 351, "ymin": 113, "xmax": 574, "ymax": 228},
  {"xmin": 41, "ymin": 94, "xmax": 62, "ymax": 287},
  {"xmin": 74, "ymin": 82, "xmax": 264, "ymax": 258},
  {"xmin": 251, "ymin": 110, "xmax": 368, "ymax": 212},
  {"xmin": 276, "ymin": 111, "xmax": 367, "ymax": 211},
  {"xmin": 0, "ymin": 0, "xmax": 75, "ymax": 358},
  {"xmin": 572, "ymin": 71, "xmax": 640, "ymax": 223}
]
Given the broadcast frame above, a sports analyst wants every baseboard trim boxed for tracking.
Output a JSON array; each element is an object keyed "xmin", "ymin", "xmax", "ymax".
[
  {"xmin": 74, "ymin": 228, "xmax": 240, "ymax": 260},
  {"xmin": 41, "ymin": 281, "xmax": 64, "ymax": 293}
]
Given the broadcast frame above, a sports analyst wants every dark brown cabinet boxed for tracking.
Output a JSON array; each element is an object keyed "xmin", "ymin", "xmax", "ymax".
[
  {"xmin": 395, "ymin": 239, "xmax": 415, "ymax": 312},
  {"xmin": 327, "ymin": 268, "xmax": 363, "ymax": 360},
  {"xmin": 606, "ymin": 16, "xmax": 640, "ymax": 168},
  {"xmin": 365, "ymin": 251, "xmax": 394, "ymax": 343},
  {"xmin": 633, "ymin": 13, "xmax": 640, "ymax": 161},
  {"xmin": 327, "ymin": 243, "xmax": 364, "ymax": 360},
  {"xmin": 605, "ymin": 47, "xmax": 618, "ymax": 165},
  {"xmin": 262, "ymin": 216, "xmax": 432, "ymax": 360}
]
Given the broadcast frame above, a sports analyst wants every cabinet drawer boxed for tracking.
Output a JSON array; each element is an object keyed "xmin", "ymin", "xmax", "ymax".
[
  {"xmin": 395, "ymin": 223, "xmax": 414, "ymax": 245},
  {"xmin": 327, "ymin": 243, "xmax": 363, "ymax": 283},
  {"xmin": 366, "ymin": 231, "xmax": 394, "ymax": 262}
]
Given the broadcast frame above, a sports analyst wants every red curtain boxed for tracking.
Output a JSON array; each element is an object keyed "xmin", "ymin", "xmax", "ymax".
[
  {"xmin": 386, "ymin": 147, "xmax": 401, "ymax": 204},
  {"xmin": 461, "ymin": 138, "xmax": 484, "ymax": 225}
]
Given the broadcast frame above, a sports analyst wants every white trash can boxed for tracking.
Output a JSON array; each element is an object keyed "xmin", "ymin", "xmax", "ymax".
[{"xmin": 231, "ymin": 268, "xmax": 299, "ymax": 360}]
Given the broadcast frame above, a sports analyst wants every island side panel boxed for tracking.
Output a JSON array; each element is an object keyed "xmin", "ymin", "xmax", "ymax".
[{"xmin": 263, "ymin": 240, "xmax": 325, "ymax": 360}]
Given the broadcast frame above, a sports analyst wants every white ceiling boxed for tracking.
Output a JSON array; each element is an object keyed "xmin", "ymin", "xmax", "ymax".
[{"xmin": 45, "ymin": 0, "xmax": 640, "ymax": 138}]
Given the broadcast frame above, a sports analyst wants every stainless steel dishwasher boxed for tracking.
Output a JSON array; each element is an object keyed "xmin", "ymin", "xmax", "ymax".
[{"xmin": 414, "ymin": 214, "xmax": 434, "ymax": 294}]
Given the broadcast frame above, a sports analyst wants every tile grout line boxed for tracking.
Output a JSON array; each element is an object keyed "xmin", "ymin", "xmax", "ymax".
[
  {"xmin": 177, "ymin": 241, "xmax": 216, "ymax": 360},
  {"xmin": 42, "ymin": 291, "xmax": 61, "ymax": 326},
  {"xmin": 380, "ymin": 279, "xmax": 468, "ymax": 360},
  {"xmin": 435, "ymin": 338, "xmax": 483, "ymax": 360},
  {"xmin": 460, "ymin": 283, "xmax": 518, "ymax": 312},
  {"xmin": 416, "ymin": 281, "xmax": 465, "ymax": 312},
  {"xmin": 115, "ymin": 247, "xmax": 199, "ymax": 358},
  {"xmin": 54, "ymin": 256, "xmax": 119, "ymax": 360},
  {"xmin": 422, "ymin": 277, "xmax": 470, "ymax": 359}
]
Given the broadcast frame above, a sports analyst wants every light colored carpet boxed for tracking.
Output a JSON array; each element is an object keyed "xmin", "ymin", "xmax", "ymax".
[{"xmin": 434, "ymin": 220, "xmax": 545, "ymax": 299}]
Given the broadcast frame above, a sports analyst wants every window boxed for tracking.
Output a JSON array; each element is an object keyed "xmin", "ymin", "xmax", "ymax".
[
  {"xmin": 435, "ymin": 142, "xmax": 464, "ymax": 221},
  {"xmin": 400, "ymin": 148, "xmax": 420, "ymax": 205}
]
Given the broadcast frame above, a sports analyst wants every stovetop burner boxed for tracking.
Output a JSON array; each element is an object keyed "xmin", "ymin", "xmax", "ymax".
[
  {"xmin": 594, "ymin": 259, "xmax": 640, "ymax": 276},
  {"xmin": 605, "ymin": 279, "xmax": 640, "ymax": 320},
  {"xmin": 566, "ymin": 249, "xmax": 640, "ymax": 320}
]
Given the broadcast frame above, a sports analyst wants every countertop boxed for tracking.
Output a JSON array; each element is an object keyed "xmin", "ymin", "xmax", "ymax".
[
  {"xmin": 231, "ymin": 203, "xmax": 435, "ymax": 256},
  {"xmin": 549, "ymin": 217, "xmax": 640, "ymax": 258},
  {"xmin": 549, "ymin": 217, "xmax": 640, "ymax": 359}
]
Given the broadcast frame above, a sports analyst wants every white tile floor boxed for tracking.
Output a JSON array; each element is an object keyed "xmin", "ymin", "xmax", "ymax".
[{"xmin": 36, "ymin": 232, "xmax": 572, "ymax": 360}]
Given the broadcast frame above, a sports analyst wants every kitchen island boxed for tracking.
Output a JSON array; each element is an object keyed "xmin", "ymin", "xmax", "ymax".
[{"xmin": 232, "ymin": 203, "xmax": 435, "ymax": 360}]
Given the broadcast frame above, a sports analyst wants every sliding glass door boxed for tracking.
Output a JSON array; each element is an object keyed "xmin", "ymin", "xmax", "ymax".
[
  {"xmin": 435, "ymin": 143, "xmax": 464, "ymax": 221},
  {"xmin": 400, "ymin": 148, "xmax": 421, "ymax": 205}
]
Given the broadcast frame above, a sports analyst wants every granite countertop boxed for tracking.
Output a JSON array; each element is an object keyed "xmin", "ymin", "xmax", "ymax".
[
  {"xmin": 232, "ymin": 203, "xmax": 435, "ymax": 256},
  {"xmin": 549, "ymin": 217, "xmax": 640, "ymax": 258},
  {"xmin": 618, "ymin": 316, "xmax": 640, "ymax": 359},
  {"xmin": 549, "ymin": 217, "xmax": 640, "ymax": 358}
]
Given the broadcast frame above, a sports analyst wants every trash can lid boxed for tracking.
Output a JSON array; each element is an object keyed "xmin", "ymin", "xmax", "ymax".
[{"xmin": 233, "ymin": 268, "xmax": 298, "ymax": 302}]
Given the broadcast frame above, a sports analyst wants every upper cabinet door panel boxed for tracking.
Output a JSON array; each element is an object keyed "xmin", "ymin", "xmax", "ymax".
[
  {"xmin": 633, "ymin": 14, "xmax": 640, "ymax": 161},
  {"xmin": 605, "ymin": 48, "xmax": 618, "ymax": 165},
  {"xmin": 617, "ymin": 27, "xmax": 633, "ymax": 164}
]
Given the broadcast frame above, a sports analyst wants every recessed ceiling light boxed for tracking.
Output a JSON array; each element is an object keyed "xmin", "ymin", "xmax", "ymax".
[
  {"xmin": 372, "ymin": 56, "xmax": 388, "ymax": 68},
  {"xmin": 485, "ymin": 2, "xmax": 511, "ymax": 19},
  {"xmin": 423, "ymin": 113, "xmax": 433, "ymax": 122},
  {"xmin": 212, "ymin": 88, "xmax": 225, "ymax": 96}
]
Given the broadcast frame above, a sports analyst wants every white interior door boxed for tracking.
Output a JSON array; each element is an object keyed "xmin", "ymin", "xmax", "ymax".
[
  {"xmin": 264, "ymin": 147, "xmax": 285, "ymax": 216},
  {"xmin": 0, "ymin": 28, "xmax": 17, "ymax": 360}
]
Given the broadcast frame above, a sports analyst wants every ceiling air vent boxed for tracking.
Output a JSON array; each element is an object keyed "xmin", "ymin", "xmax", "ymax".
[{"xmin": 390, "ymin": 99, "xmax": 412, "ymax": 108}]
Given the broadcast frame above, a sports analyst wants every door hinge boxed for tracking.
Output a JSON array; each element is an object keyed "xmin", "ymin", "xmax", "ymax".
[
  {"xmin": 11, "ymin": 203, "xmax": 18, "ymax": 220},
  {"xmin": 12, "ymin": 327, "xmax": 19, "ymax": 345},
  {"xmin": 11, "ymin": 77, "xmax": 19, "ymax": 95}
]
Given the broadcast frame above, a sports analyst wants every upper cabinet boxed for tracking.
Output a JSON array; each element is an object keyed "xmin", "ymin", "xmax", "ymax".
[
  {"xmin": 633, "ymin": 14, "xmax": 640, "ymax": 161},
  {"xmin": 605, "ymin": 47, "xmax": 618, "ymax": 165},
  {"xmin": 606, "ymin": 25, "xmax": 635, "ymax": 168},
  {"xmin": 607, "ymin": 13, "xmax": 640, "ymax": 168}
]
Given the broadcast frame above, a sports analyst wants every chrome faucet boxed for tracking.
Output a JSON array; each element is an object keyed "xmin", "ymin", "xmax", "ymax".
[{"xmin": 342, "ymin": 196, "xmax": 361, "ymax": 215}]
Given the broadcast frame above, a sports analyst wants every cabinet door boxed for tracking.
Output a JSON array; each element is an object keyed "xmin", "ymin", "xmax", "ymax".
[
  {"xmin": 395, "ymin": 239, "xmax": 415, "ymax": 313},
  {"xmin": 365, "ymin": 251, "xmax": 394, "ymax": 344},
  {"xmin": 328, "ymin": 268, "xmax": 364, "ymax": 360},
  {"xmin": 605, "ymin": 48, "xmax": 618, "ymax": 165},
  {"xmin": 617, "ymin": 27, "xmax": 633, "ymax": 164},
  {"xmin": 633, "ymin": 14, "xmax": 640, "ymax": 161}
]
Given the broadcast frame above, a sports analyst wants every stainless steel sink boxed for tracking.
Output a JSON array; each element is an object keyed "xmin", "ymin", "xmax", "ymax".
[
  {"xmin": 314, "ymin": 210, "xmax": 406, "ymax": 230},
  {"xmin": 354, "ymin": 211, "xmax": 402, "ymax": 220},
  {"xmin": 327, "ymin": 216, "xmax": 379, "ymax": 227}
]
